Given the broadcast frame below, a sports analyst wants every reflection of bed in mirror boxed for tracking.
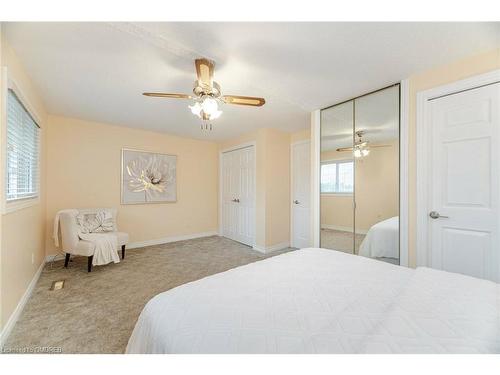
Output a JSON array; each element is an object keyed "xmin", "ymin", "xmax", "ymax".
[{"xmin": 359, "ymin": 216, "xmax": 399, "ymax": 261}]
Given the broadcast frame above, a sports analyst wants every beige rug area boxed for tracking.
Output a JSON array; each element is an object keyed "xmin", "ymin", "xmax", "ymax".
[{"xmin": 4, "ymin": 236, "xmax": 293, "ymax": 354}]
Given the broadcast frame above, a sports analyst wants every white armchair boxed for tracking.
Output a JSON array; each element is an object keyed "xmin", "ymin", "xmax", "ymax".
[{"xmin": 59, "ymin": 208, "xmax": 129, "ymax": 272}]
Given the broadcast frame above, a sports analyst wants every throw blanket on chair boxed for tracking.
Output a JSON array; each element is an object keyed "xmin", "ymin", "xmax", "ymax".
[
  {"xmin": 78, "ymin": 232, "xmax": 120, "ymax": 266},
  {"xmin": 76, "ymin": 210, "xmax": 120, "ymax": 266}
]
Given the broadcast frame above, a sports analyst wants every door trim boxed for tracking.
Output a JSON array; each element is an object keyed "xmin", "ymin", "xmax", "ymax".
[
  {"xmin": 290, "ymin": 139, "xmax": 311, "ymax": 248},
  {"xmin": 218, "ymin": 141, "xmax": 257, "ymax": 247},
  {"xmin": 416, "ymin": 69, "xmax": 500, "ymax": 267},
  {"xmin": 312, "ymin": 110, "xmax": 321, "ymax": 247},
  {"xmin": 399, "ymin": 79, "xmax": 410, "ymax": 267}
]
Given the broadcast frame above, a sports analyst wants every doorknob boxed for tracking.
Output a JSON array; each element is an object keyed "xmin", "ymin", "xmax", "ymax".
[
  {"xmin": 234, "ymin": 198, "xmax": 240, "ymax": 203},
  {"xmin": 429, "ymin": 211, "xmax": 449, "ymax": 219},
  {"xmin": 294, "ymin": 200, "xmax": 300, "ymax": 204}
]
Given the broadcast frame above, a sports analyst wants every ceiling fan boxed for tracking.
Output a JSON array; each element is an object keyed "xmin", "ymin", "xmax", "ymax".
[
  {"xmin": 143, "ymin": 58, "xmax": 266, "ymax": 129},
  {"xmin": 336, "ymin": 131, "xmax": 391, "ymax": 158}
]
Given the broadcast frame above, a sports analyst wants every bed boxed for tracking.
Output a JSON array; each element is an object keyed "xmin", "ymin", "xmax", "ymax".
[
  {"xmin": 126, "ymin": 248, "xmax": 500, "ymax": 354},
  {"xmin": 359, "ymin": 216, "xmax": 399, "ymax": 259}
]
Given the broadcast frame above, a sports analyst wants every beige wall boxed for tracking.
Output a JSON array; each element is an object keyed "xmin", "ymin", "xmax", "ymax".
[
  {"xmin": 320, "ymin": 140, "xmax": 399, "ymax": 232},
  {"xmin": 290, "ymin": 129, "xmax": 310, "ymax": 144},
  {"xmin": 0, "ymin": 37, "xmax": 48, "ymax": 330},
  {"xmin": 406, "ymin": 48, "xmax": 500, "ymax": 267},
  {"xmin": 219, "ymin": 128, "xmax": 292, "ymax": 249},
  {"xmin": 262, "ymin": 129, "xmax": 291, "ymax": 246},
  {"xmin": 45, "ymin": 115, "xmax": 219, "ymax": 255}
]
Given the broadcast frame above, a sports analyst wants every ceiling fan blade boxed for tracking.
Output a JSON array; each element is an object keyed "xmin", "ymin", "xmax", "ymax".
[
  {"xmin": 336, "ymin": 144, "xmax": 392, "ymax": 152},
  {"xmin": 143, "ymin": 93, "xmax": 193, "ymax": 99},
  {"xmin": 222, "ymin": 95, "xmax": 266, "ymax": 107},
  {"xmin": 195, "ymin": 58, "xmax": 214, "ymax": 88}
]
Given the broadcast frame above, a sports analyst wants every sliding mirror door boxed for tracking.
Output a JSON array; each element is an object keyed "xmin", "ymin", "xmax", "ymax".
[
  {"xmin": 355, "ymin": 85, "xmax": 400, "ymax": 264},
  {"xmin": 319, "ymin": 84, "xmax": 400, "ymax": 265},
  {"xmin": 320, "ymin": 101, "xmax": 355, "ymax": 254}
]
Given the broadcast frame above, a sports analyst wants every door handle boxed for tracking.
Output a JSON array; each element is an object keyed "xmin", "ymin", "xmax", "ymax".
[
  {"xmin": 294, "ymin": 200, "xmax": 300, "ymax": 204},
  {"xmin": 233, "ymin": 198, "xmax": 240, "ymax": 203},
  {"xmin": 429, "ymin": 211, "xmax": 449, "ymax": 219}
]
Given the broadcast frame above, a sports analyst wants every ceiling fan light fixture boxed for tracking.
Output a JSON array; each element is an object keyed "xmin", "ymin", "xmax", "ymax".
[
  {"xmin": 209, "ymin": 109, "xmax": 222, "ymax": 120},
  {"xmin": 353, "ymin": 146, "xmax": 370, "ymax": 158},
  {"xmin": 189, "ymin": 102, "xmax": 202, "ymax": 117},
  {"xmin": 201, "ymin": 96, "xmax": 219, "ymax": 114},
  {"xmin": 144, "ymin": 58, "xmax": 264, "ymax": 130},
  {"xmin": 190, "ymin": 96, "xmax": 223, "ymax": 121}
]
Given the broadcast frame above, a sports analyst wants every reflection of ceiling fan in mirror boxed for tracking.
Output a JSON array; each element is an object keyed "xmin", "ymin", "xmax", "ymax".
[
  {"xmin": 143, "ymin": 58, "xmax": 266, "ymax": 130},
  {"xmin": 336, "ymin": 130, "xmax": 391, "ymax": 158}
]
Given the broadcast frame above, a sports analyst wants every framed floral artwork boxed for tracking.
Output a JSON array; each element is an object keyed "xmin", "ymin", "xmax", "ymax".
[{"xmin": 121, "ymin": 148, "xmax": 177, "ymax": 204}]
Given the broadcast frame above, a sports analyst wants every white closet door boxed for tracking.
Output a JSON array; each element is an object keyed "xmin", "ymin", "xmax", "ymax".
[
  {"xmin": 427, "ymin": 82, "xmax": 499, "ymax": 282},
  {"xmin": 221, "ymin": 146, "xmax": 255, "ymax": 247},
  {"xmin": 236, "ymin": 147, "xmax": 255, "ymax": 246}
]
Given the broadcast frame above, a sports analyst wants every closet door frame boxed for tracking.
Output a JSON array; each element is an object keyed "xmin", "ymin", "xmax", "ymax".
[
  {"xmin": 219, "ymin": 141, "xmax": 257, "ymax": 247},
  {"xmin": 312, "ymin": 81, "xmax": 410, "ymax": 267}
]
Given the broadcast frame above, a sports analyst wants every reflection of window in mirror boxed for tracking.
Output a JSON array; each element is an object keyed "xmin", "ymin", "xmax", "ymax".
[{"xmin": 320, "ymin": 160, "xmax": 353, "ymax": 194}]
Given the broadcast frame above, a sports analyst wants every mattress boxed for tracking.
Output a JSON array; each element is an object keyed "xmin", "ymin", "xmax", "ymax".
[
  {"xmin": 359, "ymin": 216, "xmax": 399, "ymax": 259},
  {"xmin": 126, "ymin": 248, "xmax": 500, "ymax": 354}
]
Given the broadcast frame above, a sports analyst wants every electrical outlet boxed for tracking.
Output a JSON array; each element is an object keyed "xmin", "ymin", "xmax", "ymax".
[{"xmin": 32, "ymin": 253, "xmax": 35, "ymax": 264}]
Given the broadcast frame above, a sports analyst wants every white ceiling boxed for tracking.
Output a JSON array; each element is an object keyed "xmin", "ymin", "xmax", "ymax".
[{"xmin": 4, "ymin": 22, "xmax": 499, "ymax": 141}]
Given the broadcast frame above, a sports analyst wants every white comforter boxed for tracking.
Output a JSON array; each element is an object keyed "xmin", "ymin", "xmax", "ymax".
[
  {"xmin": 126, "ymin": 248, "xmax": 500, "ymax": 354},
  {"xmin": 359, "ymin": 216, "xmax": 399, "ymax": 259}
]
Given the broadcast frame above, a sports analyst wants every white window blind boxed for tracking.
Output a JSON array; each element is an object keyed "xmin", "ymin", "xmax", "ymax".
[
  {"xmin": 320, "ymin": 160, "xmax": 353, "ymax": 193},
  {"xmin": 6, "ymin": 89, "xmax": 40, "ymax": 201}
]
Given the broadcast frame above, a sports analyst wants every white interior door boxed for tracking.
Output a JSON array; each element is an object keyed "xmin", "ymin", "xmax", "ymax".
[
  {"xmin": 291, "ymin": 141, "xmax": 311, "ymax": 248},
  {"xmin": 222, "ymin": 150, "xmax": 238, "ymax": 241},
  {"xmin": 236, "ymin": 146, "xmax": 255, "ymax": 246},
  {"xmin": 221, "ymin": 146, "xmax": 255, "ymax": 246},
  {"xmin": 426, "ymin": 82, "xmax": 499, "ymax": 282}
]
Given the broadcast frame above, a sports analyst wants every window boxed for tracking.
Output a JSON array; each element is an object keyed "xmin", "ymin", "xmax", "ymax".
[
  {"xmin": 6, "ymin": 89, "xmax": 40, "ymax": 202},
  {"xmin": 321, "ymin": 160, "xmax": 353, "ymax": 193}
]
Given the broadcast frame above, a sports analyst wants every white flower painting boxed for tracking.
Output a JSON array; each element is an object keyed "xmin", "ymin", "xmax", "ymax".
[{"xmin": 121, "ymin": 149, "xmax": 177, "ymax": 204}]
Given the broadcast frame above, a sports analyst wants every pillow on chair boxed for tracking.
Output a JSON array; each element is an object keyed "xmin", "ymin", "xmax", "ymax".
[{"xmin": 76, "ymin": 209, "xmax": 115, "ymax": 234}]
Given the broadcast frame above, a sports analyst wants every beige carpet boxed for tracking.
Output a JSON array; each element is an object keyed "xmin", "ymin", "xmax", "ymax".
[
  {"xmin": 320, "ymin": 228, "xmax": 365, "ymax": 254},
  {"xmin": 4, "ymin": 236, "xmax": 293, "ymax": 354},
  {"xmin": 320, "ymin": 229, "xmax": 399, "ymax": 265}
]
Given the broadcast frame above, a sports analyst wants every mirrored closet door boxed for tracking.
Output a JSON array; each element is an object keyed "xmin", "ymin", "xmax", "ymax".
[{"xmin": 320, "ymin": 85, "xmax": 400, "ymax": 265}]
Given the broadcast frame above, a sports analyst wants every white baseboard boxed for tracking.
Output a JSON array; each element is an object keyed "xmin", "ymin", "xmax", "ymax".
[
  {"xmin": 127, "ymin": 231, "xmax": 218, "ymax": 249},
  {"xmin": 44, "ymin": 231, "xmax": 219, "ymax": 259},
  {"xmin": 321, "ymin": 224, "xmax": 368, "ymax": 235},
  {"xmin": 253, "ymin": 241, "xmax": 290, "ymax": 254},
  {"xmin": 45, "ymin": 253, "xmax": 65, "ymax": 262},
  {"xmin": 0, "ymin": 260, "xmax": 45, "ymax": 348}
]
